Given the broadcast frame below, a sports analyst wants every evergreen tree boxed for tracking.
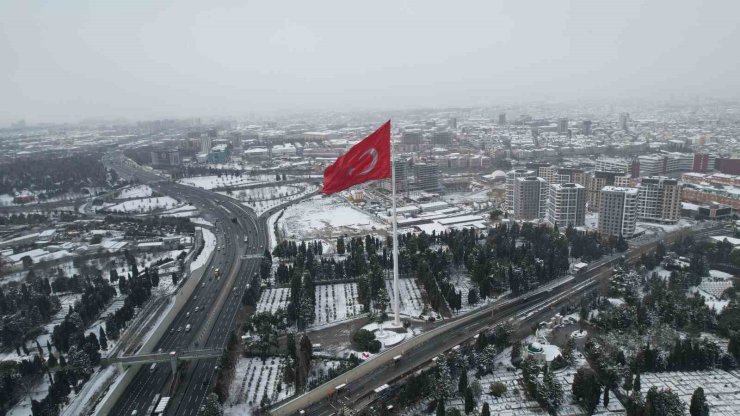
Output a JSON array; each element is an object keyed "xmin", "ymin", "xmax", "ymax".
[
  {"xmin": 480, "ymin": 402, "xmax": 490, "ymax": 416},
  {"xmin": 689, "ymin": 387, "xmax": 707, "ymax": 416},
  {"xmin": 99, "ymin": 327, "xmax": 108, "ymax": 350},
  {"xmin": 458, "ymin": 367, "xmax": 468, "ymax": 395},
  {"xmin": 604, "ymin": 386, "xmax": 610, "ymax": 408},
  {"xmin": 436, "ymin": 398, "xmax": 445, "ymax": 416},
  {"xmin": 634, "ymin": 371, "xmax": 641, "ymax": 392},
  {"xmin": 464, "ymin": 388, "xmax": 475, "ymax": 414}
]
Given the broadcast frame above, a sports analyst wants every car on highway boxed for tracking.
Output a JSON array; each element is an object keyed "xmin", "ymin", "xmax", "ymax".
[
  {"xmin": 195, "ymin": 306, "xmax": 200, "ymax": 312},
  {"xmin": 186, "ymin": 312, "xmax": 191, "ymax": 318},
  {"xmin": 185, "ymin": 324, "xmax": 191, "ymax": 332},
  {"xmin": 177, "ymin": 326, "xmax": 182, "ymax": 332}
]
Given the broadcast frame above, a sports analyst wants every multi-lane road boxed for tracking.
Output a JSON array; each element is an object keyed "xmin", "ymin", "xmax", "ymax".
[
  {"xmin": 270, "ymin": 222, "xmax": 729, "ymax": 416},
  {"xmin": 105, "ymin": 154, "xmax": 268, "ymax": 416}
]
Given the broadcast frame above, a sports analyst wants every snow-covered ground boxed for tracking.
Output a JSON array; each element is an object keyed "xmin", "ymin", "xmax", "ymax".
[
  {"xmin": 441, "ymin": 188, "xmax": 491, "ymax": 205},
  {"xmin": 223, "ymin": 183, "xmax": 319, "ymax": 216},
  {"xmin": 178, "ymin": 175, "xmax": 264, "ymax": 190},
  {"xmin": 385, "ymin": 278, "xmax": 426, "ymax": 318},
  {"xmin": 191, "ymin": 227, "xmax": 216, "ymax": 272},
  {"xmin": 312, "ymin": 283, "xmax": 364, "ymax": 327},
  {"xmin": 190, "ymin": 217, "xmax": 214, "ymax": 227},
  {"xmin": 225, "ymin": 356, "xmax": 293, "ymax": 415},
  {"xmin": 278, "ymin": 196, "xmax": 385, "ymax": 240},
  {"xmin": 633, "ymin": 370, "xmax": 740, "ymax": 416},
  {"xmin": 116, "ymin": 185, "xmax": 153, "ymax": 199},
  {"xmin": 709, "ymin": 269, "xmax": 734, "ymax": 280},
  {"xmin": 255, "ymin": 288, "xmax": 290, "ymax": 314},
  {"xmin": 106, "ymin": 196, "xmax": 180, "ymax": 214}
]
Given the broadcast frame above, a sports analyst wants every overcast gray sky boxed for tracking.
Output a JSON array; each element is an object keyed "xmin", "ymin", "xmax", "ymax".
[{"xmin": 1, "ymin": 0, "xmax": 739, "ymax": 123}]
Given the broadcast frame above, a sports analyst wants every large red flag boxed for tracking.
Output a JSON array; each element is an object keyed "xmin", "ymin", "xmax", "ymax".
[{"xmin": 322, "ymin": 121, "xmax": 391, "ymax": 195}]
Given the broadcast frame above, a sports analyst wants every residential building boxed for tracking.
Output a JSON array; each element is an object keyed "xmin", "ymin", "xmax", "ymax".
[
  {"xmin": 414, "ymin": 163, "xmax": 441, "ymax": 192},
  {"xmin": 637, "ymin": 177, "xmax": 681, "ymax": 223},
  {"xmin": 207, "ymin": 144, "xmax": 230, "ymax": 164},
  {"xmin": 513, "ymin": 176, "xmax": 547, "ymax": 220},
  {"xmin": 150, "ymin": 149, "xmax": 181, "ymax": 166},
  {"xmin": 587, "ymin": 171, "xmax": 631, "ymax": 211},
  {"xmin": 557, "ymin": 118, "xmax": 569, "ymax": 134},
  {"xmin": 506, "ymin": 169, "xmax": 535, "ymax": 212},
  {"xmin": 598, "ymin": 186, "xmax": 638, "ymax": 238},
  {"xmin": 547, "ymin": 183, "xmax": 586, "ymax": 227}
]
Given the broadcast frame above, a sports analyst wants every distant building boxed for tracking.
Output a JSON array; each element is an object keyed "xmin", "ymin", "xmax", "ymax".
[
  {"xmin": 557, "ymin": 118, "xmax": 569, "ymax": 134},
  {"xmin": 692, "ymin": 153, "xmax": 711, "ymax": 173},
  {"xmin": 599, "ymin": 186, "xmax": 638, "ymax": 238},
  {"xmin": 547, "ymin": 183, "xmax": 586, "ymax": 227},
  {"xmin": 637, "ymin": 177, "xmax": 681, "ymax": 223},
  {"xmin": 555, "ymin": 168, "xmax": 587, "ymax": 186},
  {"xmin": 200, "ymin": 136, "xmax": 213, "ymax": 153},
  {"xmin": 414, "ymin": 163, "xmax": 441, "ymax": 192},
  {"xmin": 715, "ymin": 158, "xmax": 740, "ymax": 175},
  {"xmin": 150, "ymin": 149, "xmax": 181, "ymax": 167},
  {"xmin": 513, "ymin": 176, "xmax": 548, "ymax": 220},
  {"xmin": 619, "ymin": 112, "xmax": 630, "ymax": 131},
  {"xmin": 207, "ymin": 144, "xmax": 230, "ymax": 164},
  {"xmin": 581, "ymin": 120, "xmax": 592, "ymax": 136},
  {"xmin": 431, "ymin": 131, "xmax": 453, "ymax": 146},
  {"xmin": 498, "ymin": 113, "xmax": 507, "ymax": 125},
  {"xmin": 595, "ymin": 157, "xmax": 630, "ymax": 174},
  {"xmin": 448, "ymin": 118, "xmax": 457, "ymax": 129},
  {"xmin": 400, "ymin": 130, "xmax": 423, "ymax": 152}
]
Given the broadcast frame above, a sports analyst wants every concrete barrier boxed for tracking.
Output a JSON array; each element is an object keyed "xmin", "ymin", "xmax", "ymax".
[{"xmin": 93, "ymin": 230, "xmax": 214, "ymax": 416}]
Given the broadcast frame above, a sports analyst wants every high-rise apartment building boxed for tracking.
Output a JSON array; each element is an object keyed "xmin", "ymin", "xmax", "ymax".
[
  {"xmin": 547, "ymin": 183, "xmax": 586, "ymax": 227},
  {"xmin": 558, "ymin": 118, "xmax": 569, "ymax": 134},
  {"xmin": 506, "ymin": 169, "xmax": 535, "ymax": 212},
  {"xmin": 513, "ymin": 176, "xmax": 548, "ymax": 220},
  {"xmin": 414, "ymin": 163, "xmax": 441, "ymax": 192},
  {"xmin": 587, "ymin": 171, "xmax": 631, "ymax": 211},
  {"xmin": 498, "ymin": 113, "xmax": 507, "ymax": 125},
  {"xmin": 200, "ymin": 136, "xmax": 213, "ymax": 153},
  {"xmin": 581, "ymin": 120, "xmax": 592, "ymax": 136},
  {"xmin": 599, "ymin": 186, "xmax": 638, "ymax": 238},
  {"xmin": 637, "ymin": 177, "xmax": 681, "ymax": 223},
  {"xmin": 619, "ymin": 112, "xmax": 630, "ymax": 131}
]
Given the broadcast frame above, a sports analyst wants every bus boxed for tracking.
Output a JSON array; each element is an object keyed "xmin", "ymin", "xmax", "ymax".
[
  {"xmin": 373, "ymin": 384, "xmax": 390, "ymax": 396},
  {"xmin": 145, "ymin": 393, "xmax": 160, "ymax": 416},
  {"xmin": 392, "ymin": 355, "xmax": 403, "ymax": 365},
  {"xmin": 153, "ymin": 396, "xmax": 170, "ymax": 415}
]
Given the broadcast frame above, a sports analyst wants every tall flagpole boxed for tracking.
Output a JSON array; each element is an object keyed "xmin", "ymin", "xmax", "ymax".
[{"xmin": 390, "ymin": 121, "xmax": 401, "ymax": 326}]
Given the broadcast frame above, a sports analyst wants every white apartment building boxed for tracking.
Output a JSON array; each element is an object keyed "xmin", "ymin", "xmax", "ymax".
[
  {"xmin": 506, "ymin": 169, "xmax": 535, "ymax": 212},
  {"xmin": 598, "ymin": 186, "xmax": 639, "ymax": 238},
  {"xmin": 637, "ymin": 177, "xmax": 681, "ymax": 223},
  {"xmin": 547, "ymin": 183, "xmax": 586, "ymax": 227},
  {"xmin": 513, "ymin": 176, "xmax": 548, "ymax": 220}
]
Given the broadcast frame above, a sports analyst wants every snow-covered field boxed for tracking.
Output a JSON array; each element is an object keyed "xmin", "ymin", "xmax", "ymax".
[
  {"xmin": 179, "ymin": 175, "xmax": 264, "ymax": 190},
  {"xmin": 190, "ymin": 217, "xmax": 214, "ymax": 227},
  {"xmin": 106, "ymin": 196, "xmax": 180, "ymax": 214},
  {"xmin": 385, "ymin": 278, "xmax": 426, "ymax": 318},
  {"xmin": 223, "ymin": 183, "xmax": 319, "ymax": 216},
  {"xmin": 116, "ymin": 185, "xmax": 153, "ymax": 199},
  {"xmin": 256, "ymin": 288, "xmax": 290, "ymax": 314},
  {"xmin": 312, "ymin": 283, "xmax": 363, "ymax": 327},
  {"xmin": 191, "ymin": 227, "xmax": 216, "ymax": 272},
  {"xmin": 634, "ymin": 370, "xmax": 740, "ymax": 416},
  {"xmin": 225, "ymin": 356, "xmax": 293, "ymax": 415},
  {"xmin": 278, "ymin": 196, "xmax": 385, "ymax": 240}
]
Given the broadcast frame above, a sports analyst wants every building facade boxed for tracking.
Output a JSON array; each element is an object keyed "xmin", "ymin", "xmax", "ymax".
[
  {"xmin": 637, "ymin": 177, "xmax": 681, "ymax": 223},
  {"xmin": 598, "ymin": 186, "xmax": 638, "ymax": 238},
  {"xmin": 547, "ymin": 183, "xmax": 586, "ymax": 227},
  {"xmin": 513, "ymin": 176, "xmax": 548, "ymax": 220}
]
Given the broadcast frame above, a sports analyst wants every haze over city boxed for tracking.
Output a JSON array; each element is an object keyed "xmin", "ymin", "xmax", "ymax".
[{"xmin": 3, "ymin": 0, "xmax": 740, "ymax": 124}]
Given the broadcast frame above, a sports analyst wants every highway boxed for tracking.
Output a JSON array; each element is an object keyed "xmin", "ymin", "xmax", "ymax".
[
  {"xmin": 270, "ymin": 222, "xmax": 728, "ymax": 416},
  {"xmin": 104, "ymin": 153, "xmax": 269, "ymax": 416}
]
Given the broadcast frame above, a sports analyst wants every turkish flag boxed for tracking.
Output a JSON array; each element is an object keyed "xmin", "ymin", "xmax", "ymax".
[{"xmin": 322, "ymin": 121, "xmax": 392, "ymax": 195}]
